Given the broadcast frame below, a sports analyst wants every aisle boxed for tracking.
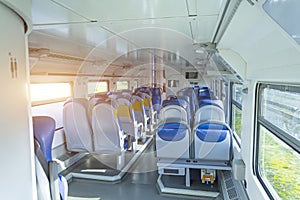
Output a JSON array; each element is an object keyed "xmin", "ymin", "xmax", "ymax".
[{"xmin": 68, "ymin": 143, "xmax": 210, "ymax": 200}]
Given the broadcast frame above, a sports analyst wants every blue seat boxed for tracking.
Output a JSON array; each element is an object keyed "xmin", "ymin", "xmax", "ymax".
[
  {"xmin": 156, "ymin": 121, "xmax": 190, "ymax": 159},
  {"xmin": 33, "ymin": 116, "xmax": 68, "ymax": 200},
  {"xmin": 157, "ymin": 122, "xmax": 188, "ymax": 141},
  {"xmin": 193, "ymin": 122, "xmax": 232, "ymax": 162},
  {"xmin": 177, "ymin": 87, "xmax": 198, "ymax": 117},
  {"xmin": 198, "ymin": 87, "xmax": 217, "ymax": 100},
  {"xmin": 198, "ymin": 99, "xmax": 224, "ymax": 109},
  {"xmin": 135, "ymin": 87, "xmax": 152, "ymax": 96},
  {"xmin": 151, "ymin": 87, "xmax": 162, "ymax": 112},
  {"xmin": 156, "ymin": 105, "xmax": 190, "ymax": 159}
]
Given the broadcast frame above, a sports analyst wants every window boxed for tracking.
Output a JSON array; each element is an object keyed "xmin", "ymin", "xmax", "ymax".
[
  {"xmin": 256, "ymin": 83, "xmax": 300, "ymax": 200},
  {"xmin": 264, "ymin": 0, "xmax": 300, "ymax": 45},
  {"xmin": 30, "ymin": 82, "xmax": 72, "ymax": 130},
  {"xmin": 185, "ymin": 72, "xmax": 198, "ymax": 79},
  {"xmin": 231, "ymin": 83, "xmax": 243, "ymax": 140},
  {"xmin": 32, "ymin": 102, "xmax": 64, "ymax": 129},
  {"xmin": 214, "ymin": 80, "xmax": 219, "ymax": 97},
  {"xmin": 88, "ymin": 81, "xmax": 109, "ymax": 94},
  {"xmin": 132, "ymin": 80, "xmax": 138, "ymax": 89},
  {"xmin": 116, "ymin": 81, "xmax": 129, "ymax": 90},
  {"xmin": 30, "ymin": 83, "xmax": 71, "ymax": 105},
  {"xmin": 167, "ymin": 80, "xmax": 179, "ymax": 87}
]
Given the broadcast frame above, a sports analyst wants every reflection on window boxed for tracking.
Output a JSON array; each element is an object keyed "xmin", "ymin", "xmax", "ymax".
[
  {"xmin": 261, "ymin": 87, "xmax": 300, "ymax": 141},
  {"xmin": 264, "ymin": 0, "xmax": 300, "ymax": 45},
  {"xmin": 233, "ymin": 84, "xmax": 243, "ymax": 105},
  {"xmin": 258, "ymin": 126, "xmax": 300, "ymax": 200},
  {"xmin": 132, "ymin": 80, "xmax": 138, "ymax": 89},
  {"xmin": 232, "ymin": 104, "xmax": 242, "ymax": 138},
  {"xmin": 88, "ymin": 81, "xmax": 108, "ymax": 94},
  {"xmin": 31, "ymin": 83, "xmax": 71, "ymax": 104},
  {"xmin": 168, "ymin": 80, "xmax": 179, "ymax": 87},
  {"xmin": 116, "ymin": 81, "xmax": 129, "ymax": 90},
  {"xmin": 231, "ymin": 83, "xmax": 243, "ymax": 141}
]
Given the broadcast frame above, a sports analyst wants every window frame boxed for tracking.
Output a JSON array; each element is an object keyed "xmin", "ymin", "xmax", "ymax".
[
  {"xmin": 116, "ymin": 80, "xmax": 129, "ymax": 91},
  {"xmin": 30, "ymin": 82, "xmax": 72, "ymax": 106},
  {"xmin": 254, "ymin": 82, "xmax": 300, "ymax": 200},
  {"xmin": 230, "ymin": 82, "xmax": 243, "ymax": 144},
  {"xmin": 88, "ymin": 80, "xmax": 109, "ymax": 95}
]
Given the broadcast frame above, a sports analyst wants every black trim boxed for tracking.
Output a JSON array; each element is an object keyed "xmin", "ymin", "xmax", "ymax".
[
  {"xmin": 259, "ymin": 118, "xmax": 300, "ymax": 153},
  {"xmin": 55, "ymin": 127, "xmax": 63, "ymax": 131},
  {"xmin": 232, "ymin": 99, "xmax": 242, "ymax": 110}
]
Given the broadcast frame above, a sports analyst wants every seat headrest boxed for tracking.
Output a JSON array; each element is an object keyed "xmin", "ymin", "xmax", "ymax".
[
  {"xmin": 151, "ymin": 87, "xmax": 162, "ymax": 96},
  {"xmin": 199, "ymin": 99, "xmax": 224, "ymax": 109},
  {"xmin": 64, "ymin": 98, "xmax": 88, "ymax": 108},
  {"xmin": 162, "ymin": 99, "xmax": 188, "ymax": 109},
  {"xmin": 32, "ymin": 116, "xmax": 56, "ymax": 162}
]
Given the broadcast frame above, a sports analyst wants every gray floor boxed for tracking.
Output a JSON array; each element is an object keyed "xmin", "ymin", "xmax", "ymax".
[{"xmin": 68, "ymin": 143, "xmax": 220, "ymax": 200}]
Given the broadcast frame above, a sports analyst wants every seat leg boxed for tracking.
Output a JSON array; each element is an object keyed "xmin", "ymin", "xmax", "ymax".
[
  {"xmin": 116, "ymin": 151, "xmax": 125, "ymax": 170},
  {"xmin": 131, "ymin": 139, "xmax": 137, "ymax": 154}
]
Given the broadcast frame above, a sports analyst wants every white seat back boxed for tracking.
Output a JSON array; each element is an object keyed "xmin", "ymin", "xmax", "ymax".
[
  {"xmin": 63, "ymin": 98, "xmax": 93, "ymax": 152},
  {"xmin": 194, "ymin": 105, "xmax": 225, "ymax": 126},
  {"xmin": 92, "ymin": 103, "xmax": 124, "ymax": 155},
  {"xmin": 159, "ymin": 105, "xmax": 188, "ymax": 124}
]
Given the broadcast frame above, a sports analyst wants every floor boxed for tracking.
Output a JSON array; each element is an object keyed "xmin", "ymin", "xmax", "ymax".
[{"xmin": 67, "ymin": 142, "xmax": 218, "ymax": 200}]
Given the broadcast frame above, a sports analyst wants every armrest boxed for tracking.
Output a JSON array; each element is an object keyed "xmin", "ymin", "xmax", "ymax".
[
  {"xmin": 48, "ymin": 161, "xmax": 61, "ymax": 200},
  {"xmin": 49, "ymin": 160, "xmax": 68, "ymax": 200}
]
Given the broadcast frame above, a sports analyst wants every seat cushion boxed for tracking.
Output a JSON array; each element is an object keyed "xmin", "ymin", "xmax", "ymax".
[
  {"xmin": 196, "ymin": 123, "xmax": 229, "ymax": 142},
  {"xmin": 157, "ymin": 123, "xmax": 187, "ymax": 141}
]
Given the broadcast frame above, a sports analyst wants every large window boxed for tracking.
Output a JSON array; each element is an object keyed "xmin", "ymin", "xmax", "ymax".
[
  {"xmin": 31, "ymin": 83, "xmax": 71, "ymax": 105},
  {"xmin": 231, "ymin": 83, "xmax": 243, "ymax": 141},
  {"xmin": 31, "ymin": 82, "xmax": 72, "ymax": 129},
  {"xmin": 88, "ymin": 81, "xmax": 109, "ymax": 94},
  {"xmin": 256, "ymin": 83, "xmax": 300, "ymax": 200},
  {"xmin": 116, "ymin": 81, "xmax": 129, "ymax": 90}
]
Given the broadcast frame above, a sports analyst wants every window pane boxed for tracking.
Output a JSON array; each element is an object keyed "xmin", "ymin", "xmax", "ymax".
[
  {"xmin": 264, "ymin": 0, "xmax": 300, "ymax": 45},
  {"xmin": 261, "ymin": 87, "xmax": 300, "ymax": 141},
  {"xmin": 116, "ymin": 81, "xmax": 129, "ymax": 90},
  {"xmin": 232, "ymin": 83, "xmax": 243, "ymax": 105},
  {"xmin": 32, "ymin": 102, "xmax": 64, "ymax": 129},
  {"xmin": 132, "ymin": 80, "xmax": 138, "ymax": 89},
  {"xmin": 88, "ymin": 81, "xmax": 108, "ymax": 94},
  {"xmin": 258, "ymin": 125, "xmax": 300, "ymax": 200},
  {"xmin": 31, "ymin": 83, "xmax": 71, "ymax": 102},
  {"xmin": 232, "ymin": 104, "xmax": 242, "ymax": 138}
]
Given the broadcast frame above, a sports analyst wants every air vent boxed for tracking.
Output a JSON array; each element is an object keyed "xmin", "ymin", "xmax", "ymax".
[{"xmin": 219, "ymin": 171, "xmax": 249, "ymax": 200}]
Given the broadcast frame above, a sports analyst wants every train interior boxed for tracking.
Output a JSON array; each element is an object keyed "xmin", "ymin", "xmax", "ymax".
[{"xmin": 1, "ymin": 0, "xmax": 300, "ymax": 200}]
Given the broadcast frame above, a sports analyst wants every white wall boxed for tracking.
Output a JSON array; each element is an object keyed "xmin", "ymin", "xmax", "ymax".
[
  {"xmin": 0, "ymin": 2, "xmax": 36, "ymax": 199},
  {"xmin": 217, "ymin": 1, "xmax": 300, "ymax": 199}
]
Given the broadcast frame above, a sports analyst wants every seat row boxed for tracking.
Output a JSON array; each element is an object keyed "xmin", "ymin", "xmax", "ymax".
[
  {"xmin": 156, "ymin": 86, "xmax": 232, "ymax": 163},
  {"xmin": 63, "ymin": 87, "xmax": 162, "ymax": 155}
]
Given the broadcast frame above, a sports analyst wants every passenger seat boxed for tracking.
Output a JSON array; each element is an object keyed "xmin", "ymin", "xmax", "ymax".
[{"xmin": 63, "ymin": 98, "xmax": 94, "ymax": 152}]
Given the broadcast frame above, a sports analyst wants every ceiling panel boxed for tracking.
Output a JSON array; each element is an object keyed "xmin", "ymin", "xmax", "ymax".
[
  {"xmin": 52, "ymin": 0, "xmax": 188, "ymax": 21},
  {"xmin": 196, "ymin": 0, "xmax": 225, "ymax": 16},
  {"xmin": 191, "ymin": 16, "xmax": 219, "ymax": 43},
  {"xmin": 100, "ymin": 17, "xmax": 193, "ymax": 41},
  {"xmin": 32, "ymin": 0, "xmax": 89, "ymax": 25},
  {"xmin": 100, "ymin": 16, "xmax": 218, "ymax": 54}
]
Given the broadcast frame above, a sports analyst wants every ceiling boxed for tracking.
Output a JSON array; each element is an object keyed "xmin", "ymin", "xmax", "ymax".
[{"xmin": 29, "ymin": 0, "xmax": 227, "ymax": 78}]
